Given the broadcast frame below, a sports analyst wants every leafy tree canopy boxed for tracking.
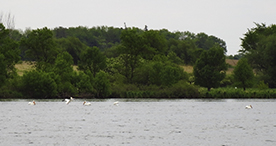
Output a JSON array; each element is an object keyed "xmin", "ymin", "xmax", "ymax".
[
  {"xmin": 233, "ymin": 58, "xmax": 254, "ymax": 90},
  {"xmin": 20, "ymin": 27, "xmax": 59, "ymax": 71},
  {"xmin": 193, "ymin": 46, "xmax": 227, "ymax": 91},
  {"xmin": 240, "ymin": 23, "xmax": 276, "ymax": 87},
  {"xmin": 0, "ymin": 23, "xmax": 20, "ymax": 80},
  {"xmin": 78, "ymin": 46, "xmax": 107, "ymax": 77}
]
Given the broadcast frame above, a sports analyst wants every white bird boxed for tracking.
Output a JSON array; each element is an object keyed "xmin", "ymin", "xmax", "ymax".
[
  {"xmin": 245, "ymin": 105, "xmax": 253, "ymax": 109},
  {"xmin": 28, "ymin": 100, "xmax": 36, "ymax": 105},
  {"xmin": 83, "ymin": 101, "xmax": 91, "ymax": 106},
  {"xmin": 113, "ymin": 101, "xmax": 119, "ymax": 106},
  {"xmin": 63, "ymin": 97, "xmax": 74, "ymax": 105}
]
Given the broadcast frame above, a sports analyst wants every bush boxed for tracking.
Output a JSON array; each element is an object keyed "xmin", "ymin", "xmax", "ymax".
[
  {"xmin": 202, "ymin": 87, "xmax": 276, "ymax": 98},
  {"xmin": 21, "ymin": 70, "xmax": 57, "ymax": 98}
]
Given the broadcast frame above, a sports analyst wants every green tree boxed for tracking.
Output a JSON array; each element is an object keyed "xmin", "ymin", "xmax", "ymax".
[
  {"xmin": 132, "ymin": 59, "xmax": 187, "ymax": 86},
  {"xmin": 53, "ymin": 52, "xmax": 77, "ymax": 97},
  {"xmin": 142, "ymin": 30, "xmax": 167, "ymax": 60},
  {"xmin": 21, "ymin": 70, "xmax": 57, "ymax": 98},
  {"xmin": 167, "ymin": 51, "xmax": 183, "ymax": 64},
  {"xmin": 240, "ymin": 23, "xmax": 276, "ymax": 87},
  {"xmin": 233, "ymin": 58, "xmax": 254, "ymax": 90},
  {"xmin": 195, "ymin": 32, "xmax": 227, "ymax": 52},
  {"xmin": 0, "ymin": 23, "xmax": 20, "ymax": 82},
  {"xmin": 193, "ymin": 46, "xmax": 227, "ymax": 91},
  {"xmin": 94, "ymin": 70, "xmax": 111, "ymax": 97},
  {"xmin": 148, "ymin": 61, "xmax": 163, "ymax": 86},
  {"xmin": 56, "ymin": 37, "xmax": 88, "ymax": 65},
  {"xmin": 0, "ymin": 54, "xmax": 6, "ymax": 87},
  {"xmin": 20, "ymin": 27, "xmax": 59, "ymax": 71},
  {"xmin": 78, "ymin": 46, "xmax": 107, "ymax": 77},
  {"xmin": 169, "ymin": 40, "xmax": 195, "ymax": 64},
  {"xmin": 76, "ymin": 71, "xmax": 94, "ymax": 95},
  {"xmin": 117, "ymin": 28, "xmax": 145, "ymax": 82}
]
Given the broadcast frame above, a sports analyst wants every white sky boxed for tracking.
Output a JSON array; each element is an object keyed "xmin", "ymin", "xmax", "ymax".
[{"xmin": 1, "ymin": 0, "xmax": 276, "ymax": 55}]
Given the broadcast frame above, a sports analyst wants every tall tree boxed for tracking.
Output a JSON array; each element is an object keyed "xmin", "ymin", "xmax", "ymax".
[
  {"xmin": 53, "ymin": 52, "xmax": 77, "ymax": 97},
  {"xmin": 195, "ymin": 32, "xmax": 227, "ymax": 53},
  {"xmin": 94, "ymin": 70, "xmax": 111, "ymax": 97},
  {"xmin": 0, "ymin": 54, "xmax": 6, "ymax": 87},
  {"xmin": 240, "ymin": 23, "xmax": 276, "ymax": 87},
  {"xmin": 20, "ymin": 27, "xmax": 59, "ymax": 71},
  {"xmin": 193, "ymin": 46, "xmax": 227, "ymax": 91},
  {"xmin": 56, "ymin": 37, "xmax": 87, "ymax": 65},
  {"xmin": 142, "ymin": 30, "xmax": 167, "ymax": 60},
  {"xmin": 117, "ymin": 28, "xmax": 145, "ymax": 82},
  {"xmin": 21, "ymin": 70, "xmax": 57, "ymax": 98},
  {"xmin": 0, "ymin": 23, "xmax": 20, "ymax": 81},
  {"xmin": 78, "ymin": 46, "xmax": 107, "ymax": 77},
  {"xmin": 233, "ymin": 58, "xmax": 254, "ymax": 90}
]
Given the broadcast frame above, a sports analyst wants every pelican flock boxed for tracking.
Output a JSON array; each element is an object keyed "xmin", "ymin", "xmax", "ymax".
[
  {"xmin": 83, "ymin": 101, "xmax": 91, "ymax": 106},
  {"xmin": 27, "ymin": 98, "xmax": 122, "ymax": 106},
  {"xmin": 28, "ymin": 100, "xmax": 36, "ymax": 105}
]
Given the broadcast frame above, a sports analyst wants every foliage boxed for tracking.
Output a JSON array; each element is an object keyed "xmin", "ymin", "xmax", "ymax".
[
  {"xmin": 55, "ymin": 37, "xmax": 88, "ymax": 65},
  {"xmin": 78, "ymin": 46, "xmax": 107, "ymax": 77},
  {"xmin": 0, "ymin": 54, "xmax": 6, "ymax": 87},
  {"xmin": 131, "ymin": 59, "xmax": 187, "ymax": 86},
  {"xmin": 76, "ymin": 71, "xmax": 94, "ymax": 95},
  {"xmin": 94, "ymin": 70, "xmax": 111, "ymax": 97},
  {"xmin": 53, "ymin": 52, "xmax": 77, "ymax": 97},
  {"xmin": 202, "ymin": 87, "xmax": 276, "ymax": 98},
  {"xmin": 2, "ymin": 24, "xmax": 256, "ymax": 99},
  {"xmin": 53, "ymin": 26, "xmax": 122, "ymax": 51},
  {"xmin": 109, "ymin": 81, "xmax": 199, "ymax": 98},
  {"xmin": 240, "ymin": 23, "xmax": 276, "ymax": 87},
  {"xmin": 167, "ymin": 51, "xmax": 183, "ymax": 64},
  {"xmin": 257, "ymin": 80, "xmax": 269, "ymax": 90},
  {"xmin": 0, "ymin": 23, "xmax": 20, "ymax": 81},
  {"xmin": 142, "ymin": 30, "xmax": 167, "ymax": 60},
  {"xmin": 220, "ymin": 74, "xmax": 234, "ymax": 87},
  {"xmin": 193, "ymin": 46, "xmax": 227, "ymax": 91},
  {"xmin": 233, "ymin": 58, "xmax": 254, "ymax": 90},
  {"xmin": 117, "ymin": 28, "xmax": 145, "ymax": 82},
  {"xmin": 0, "ymin": 74, "xmax": 23, "ymax": 98},
  {"xmin": 20, "ymin": 27, "xmax": 59, "ymax": 71},
  {"xmin": 21, "ymin": 70, "xmax": 57, "ymax": 98},
  {"xmin": 194, "ymin": 32, "xmax": 227, "ymax": 52}
]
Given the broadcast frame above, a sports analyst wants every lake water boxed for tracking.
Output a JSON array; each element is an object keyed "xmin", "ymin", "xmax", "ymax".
[{"xmin": 0, "ymin": 99, "xmax": 276, "ymax": 146}]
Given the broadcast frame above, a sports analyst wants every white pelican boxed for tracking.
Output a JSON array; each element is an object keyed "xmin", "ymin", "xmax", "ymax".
[
  {"xmin": 83, "ymin": 101, "xmax": 91, "ymax": 106},
  {"xmin": 113, "ymin": 101, "xmax": 119, "ymax": 106},
  {"xmin": 245, "ymin": 105, "xmax": 253, "ymax": 109},
  {"xmin": 28, "ymin": 100, "xmax": 36, "ymax": 105},
  {"xmin": 63, "ymin": 97, "xmax": 74, "ymax": 105}
]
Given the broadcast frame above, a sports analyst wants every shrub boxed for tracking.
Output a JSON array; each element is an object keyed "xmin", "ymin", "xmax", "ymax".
[{"xmin": 21, "ymin": 70, "xmax": 57, "ymax": 98}]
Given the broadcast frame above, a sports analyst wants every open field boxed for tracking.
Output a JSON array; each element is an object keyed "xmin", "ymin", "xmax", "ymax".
[
  {"xmin": 15, "ymin": 61, "xmax": 34, "ymax": 76},
  {"xmin": 15, "ymin": 59, "xmax": 238, "ymax": 76},
  {"xmin": 180, "ymin": 59, "xmax": 238, "ymax": 74},
  {"xmin": 15, "ymin": 61, "xmax": 79, "ymax": 76},
  {"xmin": 226, "ymin": 59, "xmax": 238, "ymax": 66}
]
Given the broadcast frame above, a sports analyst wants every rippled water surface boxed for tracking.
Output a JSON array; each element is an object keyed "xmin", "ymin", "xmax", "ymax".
[{"xmin": 1, "ymin": 99, "xmax": 276, "ymax": 146}]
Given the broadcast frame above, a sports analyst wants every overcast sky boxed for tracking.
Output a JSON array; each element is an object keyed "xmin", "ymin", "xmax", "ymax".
[{"xmin": 1, "ymin": 0, "xmax": 275, "ymax": 55}]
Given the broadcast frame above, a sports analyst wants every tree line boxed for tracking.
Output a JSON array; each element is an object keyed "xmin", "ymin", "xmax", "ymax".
[{"xmin": 0, "ymin": 22, "xmax": 275, "ymax": 99}]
